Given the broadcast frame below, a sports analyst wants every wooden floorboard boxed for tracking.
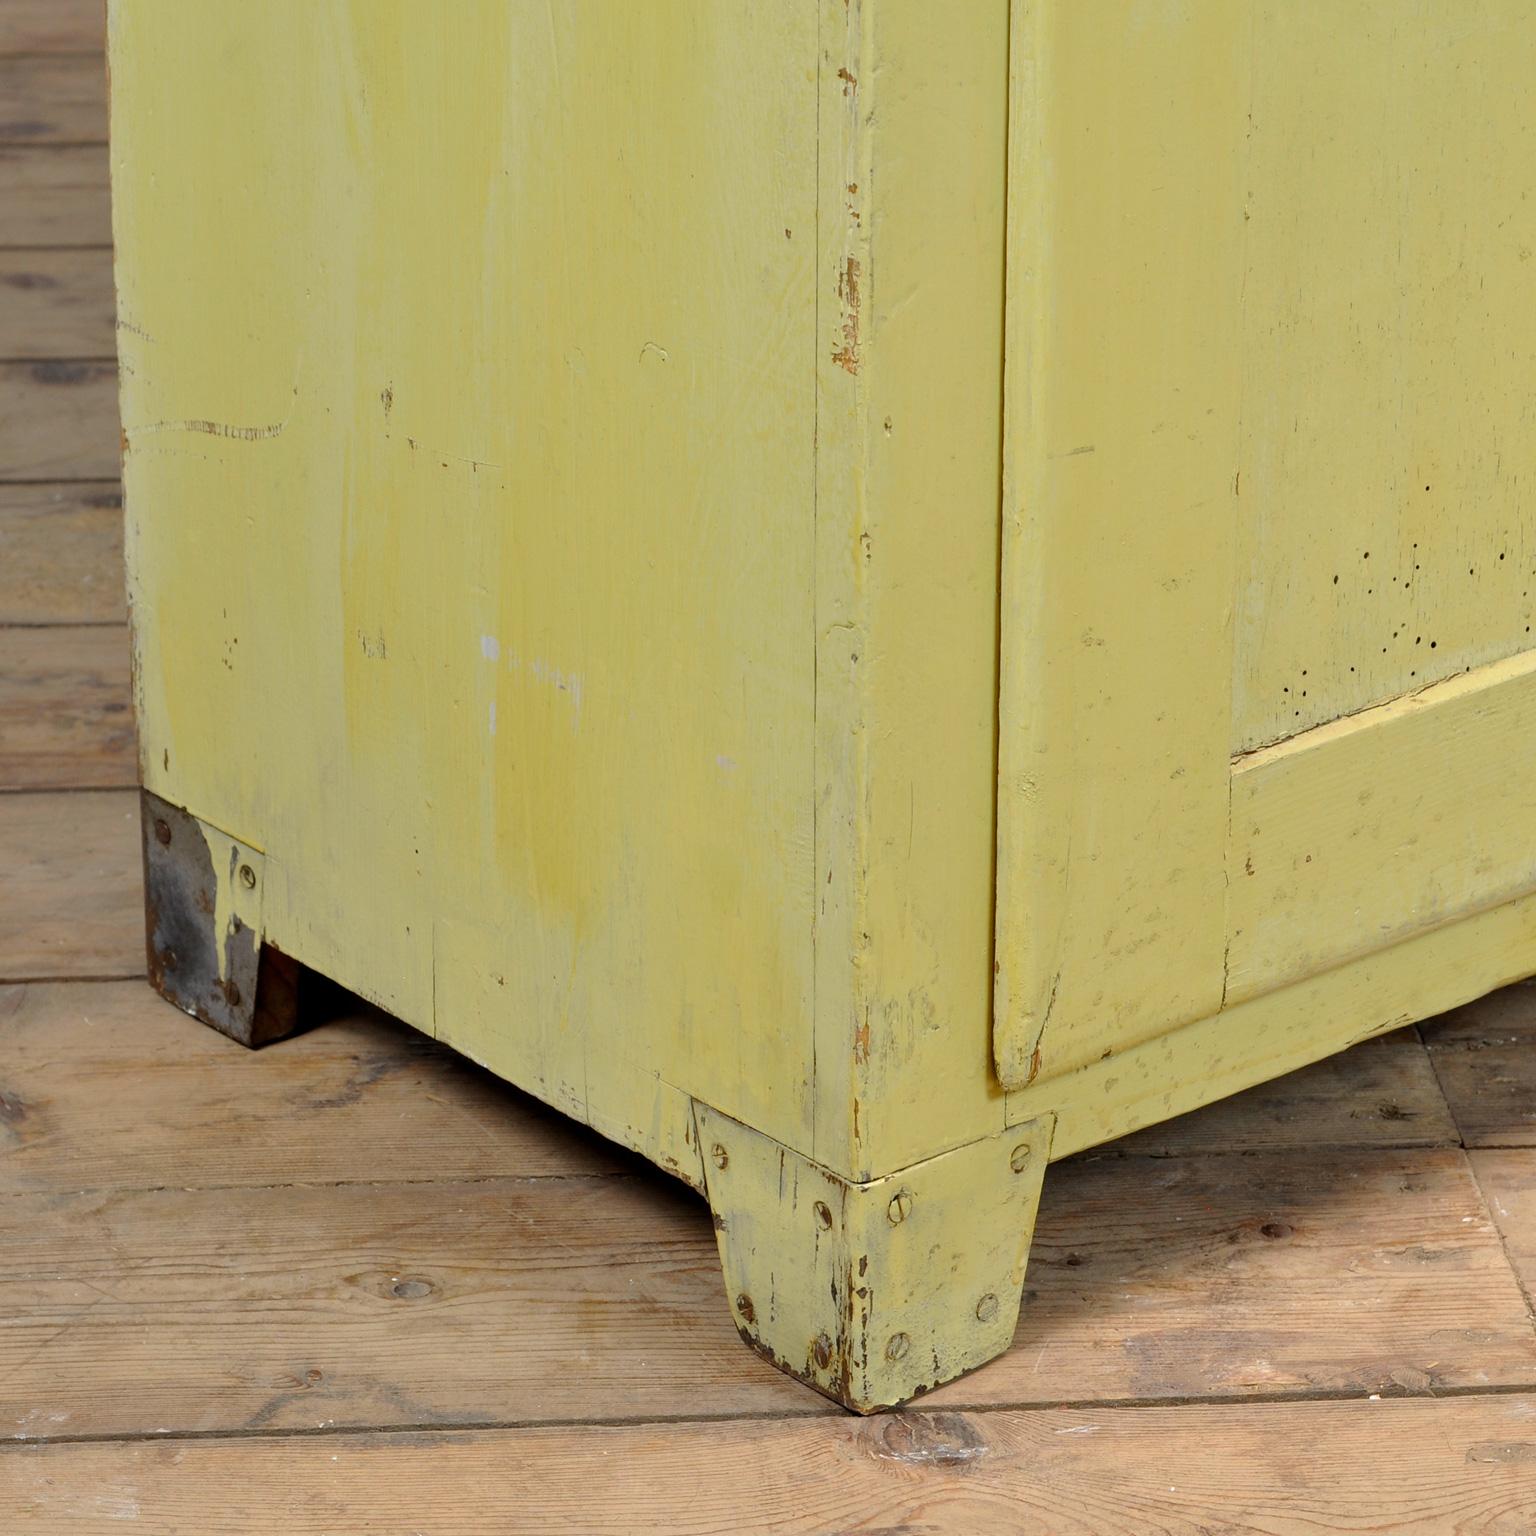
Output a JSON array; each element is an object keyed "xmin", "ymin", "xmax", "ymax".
[
  {"xmin": 0, "ymin": 483, "xmax": 123, "ymax": 624},
  {"xmin": 8, "ymin": 1396, "xmax": 1536, "ymax": 1536},
  {"xmin": 0, "ymin": 623, "xmax": 133, "ymax": 788},
  {"xmin": 0, "ymin": 145, "xmax": 111, "ymax": 247},
  {"xmin": 0, "ymin": 789, "xmax": 141, "ymax": 979},
  {"xmin": 0, "ymin": 1137, "xmax": 1530, "ymax": 1439},
  {"xmin": 1423, "ymin": 982, "xmax": 1536, "ymax": 1147},
  {"xmin": 0, "ymin": 54, "xmax": 107, "ymax": 145},
  {"xmin": 0, "ymin": 980, "xmax": 637, "ymax": 1195},
  {"xmin": 0, "ymin": 360, "xmax": 118, "ymax": 479},
  {"xmin": 0, "ymin": 248, "xmax": 115, "ymax": 357},
  {"xmin": 0, "ymin": 1, "xmax": 103, "ymax": 55}
]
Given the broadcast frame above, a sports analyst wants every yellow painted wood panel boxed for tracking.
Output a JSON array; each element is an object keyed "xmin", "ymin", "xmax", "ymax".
[
  {"xmin": 994, "ymin": 0, "xmax": 1249, "ymax": 1087},
  {"xmin": 113, "ymin": 2, "xmax": 822, "ymax": 1157},
  {"xmin": 1233, "ymin": 0, "xmax": 1536, "ymax": 752}
]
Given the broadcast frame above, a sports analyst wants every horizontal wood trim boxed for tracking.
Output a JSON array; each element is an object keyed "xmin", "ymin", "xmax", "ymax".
[
  {"xmin": 0, "ymin": 144, "xmax": 111, "ymax": 246},
  {"xmin": 0, "ymin": 788, "xmax": 142, "ymax": 980},
  {"xmin": 1108, "ymin": 1027, "xmax": 1458, "ymax": 1157},
  {"xmin": 0, "ymin": 248, "xmax": 114, "ymax": 356},
  {"xmin": 1229, "ymin": 647, "xmax": 1536, "ymax": 1006},
  {"xmin": 0, "ymin": 624, "xmax": 133, "ymax": 789},
  {"xmin": 0, "ymin": 54, "xmax": 106, "ymax": 144},
  {"xmin": 0, "ymin": 483, "xmax": 123, "ymax": 623},
  {"xmin": 6, "ymin": 1395, "xmax": 1536, "ymax": 1533},
  {"xmin": 0, "ymin": 0, "xmax": 103, "ymax": 56},
  {"xmin": 0, "ymin": 360, "xmax": 118, "ymax": 480}
]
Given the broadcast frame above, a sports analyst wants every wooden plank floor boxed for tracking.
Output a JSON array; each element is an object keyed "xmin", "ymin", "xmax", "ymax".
[{"xmin": 6, "ymin": 21, "xmax": 1536, "ymax": 1534}]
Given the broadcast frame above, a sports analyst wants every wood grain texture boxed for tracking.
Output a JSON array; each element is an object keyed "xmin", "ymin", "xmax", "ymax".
[
  {"xmin": 0, "ymin": 0, "xmax": 103, "ymax": 55},
  {"xmin": 0, "ymin": 980, "xmax": 635, "ymax": 1194},
  {"xmin": 0, "ymin": 55, "xmax": 106, "ymax": 144},
  {"xmin": 1468, "ymin": 1150, "xmax": 1536, "ymax": 1314},
  {"xmin": 0, "ymin": 249, "xmax": 114, "ymax": 356},
  {"xmin": 0, "ymin": 789, "xmax": 141, "ymax": 979},
  {"xmin": 1424, "ymin": 983, "xmax": 1536, "ymax": 1147},
  {"xmin": 0, "ymin": 483, "xmax": 123, "ymax": 623},
  {"xmin": 1111, "ymin": 1028, "xmax": 1458, "ymax": 1157},
  {"xmin": 0, "ymin": 361, "xmax": 117, "ymax": 479},
  {"xmin": 0, "ymin": 624, "xmax": 133, "ymax": 788},
  {"xmin": 0, "ymin": 145, "xmax": 110, "ymax": 245},
  {"xmin": 9, "ymin": 1396, "xmax": 1536, "ymax": 1536},
  {"xmin": 0, "ymin": 1142, "xmax": 1527, "ymax": 1441}
]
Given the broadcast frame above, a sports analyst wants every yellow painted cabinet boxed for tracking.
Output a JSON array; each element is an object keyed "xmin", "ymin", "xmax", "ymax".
[{"xmin": 110, "ymin": 1, "xmax": 1536, "ymax": 1411}]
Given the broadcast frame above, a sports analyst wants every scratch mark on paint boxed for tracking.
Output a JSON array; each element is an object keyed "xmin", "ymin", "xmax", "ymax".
[
  {"xmin": 126, "ymin": 418, "xmax": 286, "ymax": 442},
  {"xmin": 832, "ymin": 255, "xmax": 862, "ymax": 375}
]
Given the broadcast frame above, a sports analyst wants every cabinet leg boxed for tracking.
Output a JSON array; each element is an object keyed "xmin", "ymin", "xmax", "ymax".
[
  {"xmin": 140, "ymin": 789, "xmax": 326, "ymax": 1048},
  {"xmin": 694, "ymin": 1104, "xmax": 1054, "ymax": 1413}
]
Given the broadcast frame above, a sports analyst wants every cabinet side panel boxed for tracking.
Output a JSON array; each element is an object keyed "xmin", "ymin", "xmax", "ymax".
[{"xmin": 111, "ymin": 1, "xmax": 821, "ymax": 1158}]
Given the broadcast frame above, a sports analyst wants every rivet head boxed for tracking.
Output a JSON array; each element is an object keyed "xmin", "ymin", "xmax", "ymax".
[
  {"xmin": 885, "ymin": 1332, "xmax": 911, "ymax": 1362},
  {"xmin": 812, "ymin": 1332, "xmax": 834, "ymax": 1370},
  {"xmin": 710, "ymin": 1143, "xmax": 729, "ymax": 1170},
  {"xmin": 975, "ymin": 1292, "xmax": 1000, "ymax": 1322},
  {"xmin": 1009, "ymin": 1143, "xmax": 1033, "ymax": 1174},
  {"xmin": 153, "ymin": 818, "xmax": 172, "ymax": 846},
  {"xmin": 887, "ymin": 1189, "xmax": 913, "ymax": 1225},
  {"xmin": 813, "ymin": 1200, "xmax": 833, "ymax": 1231},
  {"xmin": 238, "ymin": 863, "xmax": 257, "ymax": 889}
]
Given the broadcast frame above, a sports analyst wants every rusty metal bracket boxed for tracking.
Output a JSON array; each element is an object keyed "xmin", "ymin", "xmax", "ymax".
[
  {"xmin": 140, "ymin": 789, "xmax": 307, "ymax": 1048},
  {"xmin": 694, "ymin": 1103, "xmax": 1055, "ymax": 1413}
]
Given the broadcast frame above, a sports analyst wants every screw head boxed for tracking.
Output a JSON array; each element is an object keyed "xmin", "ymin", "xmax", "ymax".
[
  {"xmin": 1009, "ymin": 1143, "xmax": 1033, "ymax": 1174},
  {"xmin": 887, "ymin": 1189, "xmax": 913, "ymax": 1225},
  {"xmin": 975, "ymin": 1292, "xmax": 1000, "ymax": 1322},
  {"xmin": 812, "ymin": 1332, "xmax": 834, "ymax": 1370},
  {"xmin": 813, "ymin": 1200, "xmax": 833, "ymax": 1231},
  {"xmin": 153, "ymin": 818, "xmax": 172, "ymax": 846},
  {"xmin": 885, "ymin": 1332, "xmax": 911, "ymax": 1362},
  {"xmin": 710, "ymin": 1143, "xmax": 729, "ymax": 1170},
  {"xmin": 238, "ymin": 863, "xmax": 257, "ymax": 889}
]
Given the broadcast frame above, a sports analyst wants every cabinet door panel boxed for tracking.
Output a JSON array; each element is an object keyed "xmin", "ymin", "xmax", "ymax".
[{"xmin": 996, "ymin": 0, "xmax": 1536, "ymax": 1090}]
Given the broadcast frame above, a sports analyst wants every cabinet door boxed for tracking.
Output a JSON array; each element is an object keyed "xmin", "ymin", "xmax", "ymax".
[{"xmin": 995, "ymin": 1, "xmax": 1536, "ymax": 1089}]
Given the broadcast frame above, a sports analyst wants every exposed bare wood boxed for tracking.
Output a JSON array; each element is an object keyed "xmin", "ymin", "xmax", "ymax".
[
  {"xmin": 0, "ymin": 980, "xmax": 636, "ymax": 1194},
  {"xmin": 0, "ymin": 249, "xmax": 114, "ymax": 356},
  {"xmin": 9, "ymin": 1396, "xmax": 1536, "ymax": 1536},
  {"xmin": 0, "ymin": 1, "xmax": 104, "ymax": 56},
  {"xmin": 0, "ymin": 145, "xmax": 110, "ymax": 246},
  {"xmin": 0, "ymin": 624, "xmax": 132, "ymax": 788},
  {"xmin": 0, "ymin": 361, "xmax": 117, "ymax": 480},
  {"xmin": 1111, "ymin": 1028, "xmax": 1459, "ymax": 1156},
  {"xmin": 0, "ymin": 55, "xmax": 106, "ymax": 144},
  {"xmin": 0, "ymin": 789, "xmax": 141, "ymax": 979},
  {"xmin": 1423, "ymin": 982, "xmax": 1536, "ymax": 1147},
  {"xmin": 0, "ymin": 483, "xmax": 123, "ymax": 623}
]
